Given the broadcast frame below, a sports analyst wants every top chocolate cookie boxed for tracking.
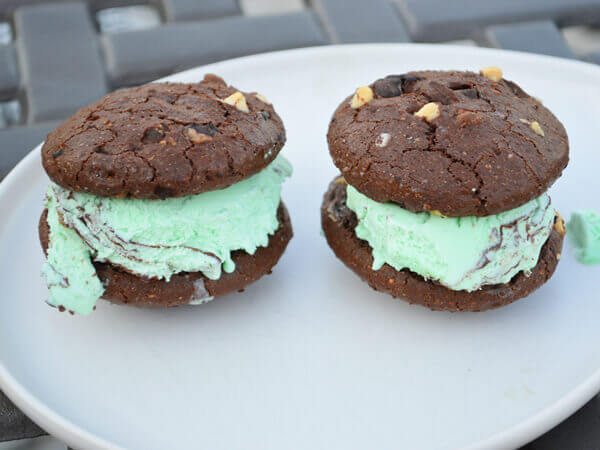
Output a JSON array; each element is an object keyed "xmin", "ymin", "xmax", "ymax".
[
  {"xmin": 327, "ymin": 69, "xmax": 569, "ymax": 217},
  {"xmin": 42, "ymin": 74, "xmax": 285, "ymax": 199}
]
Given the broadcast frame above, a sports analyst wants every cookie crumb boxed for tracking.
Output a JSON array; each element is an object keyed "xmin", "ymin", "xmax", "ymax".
[
  {"xmin": 480, "ymin": 66, "xmax": 503, "ymax": 82},
  {"xmin": 376, "ymin": 133, "xmax": 391, "ymax": 148},
  {"xmin": 334, "ymin": 176, "xmax": 347, "ymax": 185},
  {"xmin": 351, "ymin": 86, "xmax": 374, "ymax": 109},
  {"xmin": 530, "ymin": 121, "xmax": 545, "ymax": 136},
  {"xmin": 414, "ymin": 102, "xmax": 440, "ymax": 122},
  {"xmin": 222, "ymin": 91, "xmax": 249, "ymax": 112},
  {"xmin": 554, "ymin": 211, "xmax": 566, "ymax": 235},
  {"xmin": 556, "ymin": 252, "xmax": 561, "ymax": 260},
  {"xmin": 254, "ymin": 93, "xmax": 270, "ymax": 104}
]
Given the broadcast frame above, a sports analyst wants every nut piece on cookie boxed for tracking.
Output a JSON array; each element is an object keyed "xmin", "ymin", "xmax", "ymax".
[
  {"xmin": 186, "ymin": 128, "xmax": 213, "ymax": 144},
  {"xmin": 520, "ymin": 119, "xmax": 545, "ymax": 136},
  {"xmin": 479, "ymin": 66, "xmax": 502, "ymax": 83},
  {"xmin": 351, "ymin": 86, "xmax": 374, "ymax": 109},
  {"xmin": 254, "ymin": 93, "xmax": 270, "ymax": 104},
  {"xmin": 414, "ymin": 102, "xmax": 440, "ymax": 122},
  {"xmin": 479, "ymin": 66, "xmax": 503, "ymax": 82},
  {"xmin": 375, "ymin": 133, "xmax": 391, "ymax": 148},
  {"xmin": 222, "ymin": 91, "xmax": 249, "ymax": 112},
  {"xmin": 334, "ymin": 175, "xmax": 348, "ymax": 185},
  {"xmin": 530, "ymin": 121, "xmax": 545, "ymax": 136},
  {"xmin": 554, "ymin": 212, "xmax": 566, "ymax": 235}
]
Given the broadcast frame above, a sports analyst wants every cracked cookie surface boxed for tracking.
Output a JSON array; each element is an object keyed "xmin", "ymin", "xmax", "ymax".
[
  {"xmin": 327, "ymin": 71, "xmax": 569, "ymax": 217},
  {"xmin": 42, "ymin": 74, "xmax": 286, "ymax": 199}
]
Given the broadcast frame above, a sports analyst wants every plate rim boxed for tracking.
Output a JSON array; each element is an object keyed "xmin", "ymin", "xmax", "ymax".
[{"xmin": 1, "ymin": 43, "xmax": 599, "ymax": 450}]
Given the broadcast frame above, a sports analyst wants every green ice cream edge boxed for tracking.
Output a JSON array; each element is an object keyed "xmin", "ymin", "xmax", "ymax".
[
  {"xmin": 42, "ymin": 155, "xmax": 292, "ymax": 315},
  {"xmin": 345, "ymin": 184, "xmax": 555, "ymax": 292}
]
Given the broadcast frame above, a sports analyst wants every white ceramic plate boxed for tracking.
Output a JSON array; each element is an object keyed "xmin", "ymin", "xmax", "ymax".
[{"xmin": 0, "ymin": 44, "xmax": 598, "ymax": 450}]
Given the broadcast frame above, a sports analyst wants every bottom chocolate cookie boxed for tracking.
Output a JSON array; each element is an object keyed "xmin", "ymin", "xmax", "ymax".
[
  {"xmin": 39, "ymin": 204, "xmax": 293, "ymax": 308},
  {"xmin": 321, "ymin": 179, "xmax": 564, "ymax": 312}
]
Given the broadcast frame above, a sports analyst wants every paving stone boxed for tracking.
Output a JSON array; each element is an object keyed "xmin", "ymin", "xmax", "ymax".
[
  {"xmin": 0, "ymin": 100, "xmax": 21, "ymax": 128},
  {"xmin": 479, "ymin": 20, "xmax": 576, "ymax": 59},
  {"xmin": 395, "ymin": 0, "xmax": 600, "ymax": 42},
  {"xmin": 0, "ymin": 23, "xmax": 11, "ymax": 45},
  {"xmin": 162, "ymin": 0, "xmax": 240, "ymax": 22},
  {"xmin": 0, "ymin": 1, "xmax": 154, "ymax": 19},
  {"xmin": 14, "ymin": 2, "xmax": 108, "ymax": 123},
  {"xmin": 585, "ymin": 49, "xmax": 600, "ymax": 64},
  {"xmin": 89, "ymin": 0, "xmax": 167, "ymax": 13},
  {"xmin": 0, "ymin": 46, "xmax": 19, "ymax": 100},
  {"xmin": 0, "ymin": 435, "xmax": 67, "ymax": 449},
  {"xmin": 239, "ymin": 0, "xmax": 304, "ymax": 16},
  {"xmin": 0, "ymin": 1, "xmax": 51, "ymax": 20},
  {"xmin": 0, "ymin": 390, "xmax": 45, "ymax": 442},
  {"xmin": 562, "ymin": 25, "xmax": 600, "ymax": 56},
  {"xmin": 0, "ymin": 120, "xmax": 60, "ymax": 180},
  {"xmin": 97, "ymin": 5, "xmax": 162, "ymax": 33},
  {"xmin": 312, "ymin": 0, "xmax": 410, "ymax": 44},
  {"xmin": 102, "ymin": 11, "xmax": 328, "ymax": 86}
]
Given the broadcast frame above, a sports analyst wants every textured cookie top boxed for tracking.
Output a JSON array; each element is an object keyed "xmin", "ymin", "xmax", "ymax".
[
  {"xmin": 327, "ymin": 70, "xmax": 569, "ymax": 217},
  {"xmin": 42, "ymin": 74, "xmax": 286, "ymax": 199}
]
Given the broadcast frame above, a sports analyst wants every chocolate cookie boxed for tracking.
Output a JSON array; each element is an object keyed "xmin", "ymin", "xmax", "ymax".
[
  {"xmin": 327, "ymin": 70, "xmax": 569, "ymax": 217},
  {"xmin": 39, "ymin": 204, "xmax": 292, "ymax": 308},
  {"xmin": 42, "ymin": 74, "xmax": 285, "ymax": 199},
  {"xmin": 321, "ymin": 179, "xmax": 564, "ymax": 312}
]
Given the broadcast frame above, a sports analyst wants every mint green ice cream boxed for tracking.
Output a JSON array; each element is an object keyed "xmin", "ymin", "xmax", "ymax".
[
  {"xmin": 42, "ymin": 204, "xmax": 104, "ymax": 315},
  {"xmin": 346, "ymin": 185, "xmax": 555, "ymax": 292},
  {"xmin": 42, "ymin": 156, "xmax": 292, "ymax": 315},
  {"xmin": 567, "ymin": 210, "xmax": 600, "ymax": 265}
]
